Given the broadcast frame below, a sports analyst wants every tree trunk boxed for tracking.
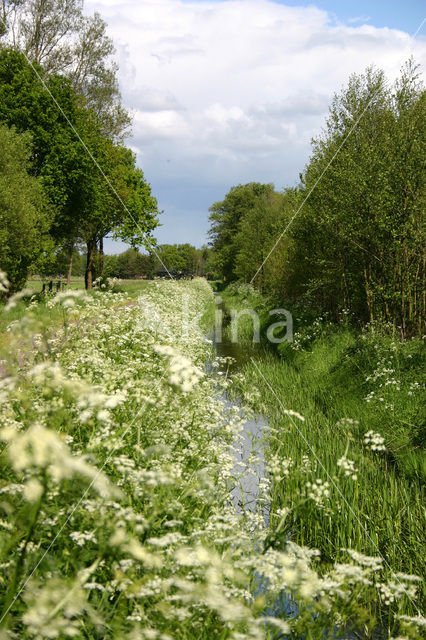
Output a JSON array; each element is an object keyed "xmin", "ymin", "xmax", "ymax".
[
  {"xmin": 99, "ymin": 236, "xmax": 104, "ymax": 275},
  {"xmin": 85, "ymin": 238, "xmax": 96, "ymax": 290},
  {"xmin": 67, "ymin": 245, "xmax": 73, "ymax": 286}
]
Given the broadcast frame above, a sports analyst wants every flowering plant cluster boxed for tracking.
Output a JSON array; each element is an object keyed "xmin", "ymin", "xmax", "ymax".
[
  {"xmin": 0, "ymin": 279, "xmax": 423, "ymax": 639},
  {"xmin": 93, "ymin": 276, "xmax": 121, "ymax": 291}
]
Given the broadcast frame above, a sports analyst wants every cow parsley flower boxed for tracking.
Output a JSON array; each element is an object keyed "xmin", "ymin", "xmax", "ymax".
[
  {"xmin": 70, "ymin": 531, "xmax": 98, "ymax": 547},
  {"xmin": 337, "ymin": 455, "xmax": 358, "ymax": 480},
  {"xmin": 0, "ymin": 422, "xmax": 118, "ymax": 498},
  {"xmin": 364, "ymin": 430, "xmax": 386, "ymax": 452},
  {"xmin": 154, "ymin": 344, "xmax": 204, "ymax": 393},
  {"xmin": 306, "ymin": 478, "xmax": 330, "ymax": 510},
  {"xmin": 341, "ymin": 549, "xmax": 383, "ymax": 571},
  {"xmin": 398, "ymin": 614, "xmax": 426, "ymax": 628},
  {"xmin": 23, "ymin": 478, "xmax": 44, "ymax": 502},
  {"xmin": 378, "ymin": 580, "xmax": 418, "ymax": 604},
  {"xmin": 4, "ymin": 288, "xmax": 34, "ymax": 311},
  {"xmin": 47, "ymin": 289, "xmax": 90, "ymax": 309}
]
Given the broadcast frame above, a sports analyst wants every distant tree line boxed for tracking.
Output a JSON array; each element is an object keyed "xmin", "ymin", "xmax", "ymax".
[
  {"xmin": 208, "ymin": 61, "xmax": 425, "ymax": 338},
  {"xmin": 39, "ymin": 245, "xmax": 213, "ymax": 280},
  {"xmin": 0, "ymin": 0, "xmax": 159, "ymax": 292}
]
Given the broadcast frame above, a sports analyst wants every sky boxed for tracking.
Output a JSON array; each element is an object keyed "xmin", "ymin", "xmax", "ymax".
[{"xmin": 84, "ymin": 0, "xmax": 426, "ymax": 254}]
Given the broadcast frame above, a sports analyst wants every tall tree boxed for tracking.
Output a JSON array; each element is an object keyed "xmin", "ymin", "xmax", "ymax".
[
  {"xmin": 208, "ymin": 183, "xmax": 275, "ymax": 282},
  {"xmin": 75, "ymin": 134, "xmax": 159, "ymax": 289},
  {"xmin": 294, "ymin": 63, "xmax": 425, "ymax": 334},
  {"xmin": 0, "ymin": 48, "xmax": 91, "ymax": 244},
  {"xmin": 234, "ymin": 189, "xmax": 297, "ymax": 292},
  {"xmin": 0, "ymin": 49, "xmax": 159, "ymax": 290},
  {"xmin": 2, "ymin": 0, "xmax": 130, "ymax": 138}
]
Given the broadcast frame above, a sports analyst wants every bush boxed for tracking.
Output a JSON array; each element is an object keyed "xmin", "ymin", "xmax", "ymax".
[{"xmin": 0, "ymin": 125, "xmax": 51, "ymax": 293}]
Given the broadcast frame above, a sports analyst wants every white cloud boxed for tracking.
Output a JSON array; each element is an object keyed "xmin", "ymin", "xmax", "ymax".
[{"xmin": 85, "ymin": 0, "xmax": 426, "ymax": 244}]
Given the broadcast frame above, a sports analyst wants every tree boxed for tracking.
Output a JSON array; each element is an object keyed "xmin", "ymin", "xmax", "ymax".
[
  {"xmin": 0, "ymin": 49, "xmax": 159, "ymax": 290},
  {"xmin": 208, "ymin": 183, "xmax": 275, "ymax": 282},
  {"xmin": 292, "ymin": 62, "xmax": 425, "ymax": 334},
  {"xmin": 0, "ymin": 125, "xmax": 51, "ymax": 292},
  {"xmin": 2, "ymin": 0, "xmax": 130, "ymax": 138},
  {"xmin": 150, "ymin": 244, "xmax": 199, "ymax": 275},
  {"xmin": 75, "ymin": 136, "xmax": 159, "ymax": 288},
  {"xmin": 207, "ymin": 62, "xmax": 425, "ymax": 336},
  {"xmin": 234, "ymin": 189, "xmax": 296, "ymax": 291},
  {"xmin": 0, "ymin": 48, "xmax": 90, "ymax": 242}
]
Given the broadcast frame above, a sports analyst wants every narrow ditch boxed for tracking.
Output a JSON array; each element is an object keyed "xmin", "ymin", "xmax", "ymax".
[{"xmin": 210, "ymin": 293, "xmax": 268, "ymax": 520}]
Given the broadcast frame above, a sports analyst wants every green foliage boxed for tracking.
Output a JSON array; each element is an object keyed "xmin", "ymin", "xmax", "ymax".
[
  {"xmin": 74, "ymin": 136, "xmax": 159, "ymax": 288},
  {"xmin": 1, "ymin": 281, "xmax": 423, "ymax": 639},
  {"xmin": 208, "ymin": 182, "xmax": 277, "ymax": 282},
  {"xmin": 208, "ymin": 61, "xmax": 425, "ymax": 337},
  {"xmin": 0, "ymin": 48, "xmax": 159, "ymax": 290},
  {"xmin": 152, "ymin": 243, "xmax": 200, "ymax": 274},
  {"xmin": 2, "ymin": 0, "xmax": 130, "ymax": 138},
  {"xmin": 0, "ymin": 48, "xmax": 91, "ymax": 240},
  {"xmin": 290, "ymin": 61, "xmax": 425, "ymax": 335},
  {"xmin": 0, "ymin": 125, "xmax": 51, "ymax": 292},
  {"xmin": 104, "ymin": 248, "xmax": 153, "ymax": 279},
  {"xmin": 230, "ymin": 308, "xmax": 425, "ymax": 623}
]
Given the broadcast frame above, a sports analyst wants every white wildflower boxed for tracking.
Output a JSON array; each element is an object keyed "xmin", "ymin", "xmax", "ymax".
[
  {"xmin": 337, "ymin": 455, "xmax": 358, "ymax": 480},
  {"xmin": 306, "ymin": 478, "xmax": 330, "ymax": 510},
  {"xmin": 23, "ymin": 478, "xmax": 44, "ymax": 502},
  {"xmin": 47, "ymin": 289, "xmax": 90, "ymax": 309},
  {"xmin": 0, "ymin": 422, "xmax": 118, "ymax": 498},
  {"xmin": 22, "ymin": 576, "xmax": 93, "ymax": 638},
  {"xmin": 398, "ymin": 614, "xmax": 426, "ymax": 627},
  {"xmin": 69, "ymin": 531, "xmax": 98, "ymax": 547},
  {"xmin": 282, "ymin": 408, "xmax": 305, "ymax": 421},
  {"xmin": 378, "ymin": 580, "xmax": 418, "ymax": 604},
  {"xmin": 341, "ymin": 549, "xmax": 383, "ymax": 571},
  {"xmin": 4, "ymin": 288, "xmax": 34, "ymax": 311},
  {"xmin": 154, "ymin": 344, "xmax": 204, "ymax": 393},
  {"xmin": 364, "ymin": 430, "xmax": 386, "ymax": 452}
]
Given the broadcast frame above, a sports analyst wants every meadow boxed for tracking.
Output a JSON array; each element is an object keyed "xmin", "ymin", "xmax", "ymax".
[{"xmin": 0, "ymin": 277, "xmax": 424, "ymax": 639}]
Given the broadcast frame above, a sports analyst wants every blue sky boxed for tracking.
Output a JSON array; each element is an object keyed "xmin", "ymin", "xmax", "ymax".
[
  {"xmin": 85, "ymin": 0, "xmax": 425, "ymax": 254},
  {"xmin": 245, "ymin": 1, "xmax": 425, "ymax": 34}
]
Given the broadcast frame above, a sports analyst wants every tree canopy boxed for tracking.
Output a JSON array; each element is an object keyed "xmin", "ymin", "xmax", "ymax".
[
  {"xmin": 0, "ymin": 45, "xmax": 159, "ymax": 290},
  {"xmin": 208, "ymin": 61, "xmax": 425, "ymax": 337},
  {"xmin": 1, "ymin": 0, "xmax": 130, "ymax": 138}
]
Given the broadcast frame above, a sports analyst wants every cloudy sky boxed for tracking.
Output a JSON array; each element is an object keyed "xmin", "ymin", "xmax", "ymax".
[{"xmin": 84, "ymin": 0, "xmax": 426, "ymax": 253}]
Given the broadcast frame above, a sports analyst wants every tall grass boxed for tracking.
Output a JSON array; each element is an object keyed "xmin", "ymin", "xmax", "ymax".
[{"xmin": 225, "ymin": 284, "xmax": 425, "ymax": 628}]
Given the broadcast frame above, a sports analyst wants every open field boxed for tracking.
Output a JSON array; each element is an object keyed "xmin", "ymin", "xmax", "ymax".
[
  {"xmin": 26, "ymin": 278, "xmax": 153, "ymax": 295},
  {"xmin": 0, "ymin": 280, "xmax": 152, "ymax": 347}
]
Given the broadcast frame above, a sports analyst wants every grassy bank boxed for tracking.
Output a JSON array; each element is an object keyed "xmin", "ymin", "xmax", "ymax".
[{"xmin": 224, "ymin": 283, "xmax": 425, "ymax": 632}]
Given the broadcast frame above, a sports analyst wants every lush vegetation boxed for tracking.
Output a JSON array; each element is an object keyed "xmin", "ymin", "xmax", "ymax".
[
  {"xmin": 0, "ymin": 0, "xmax": 159, "ymax": 291},
  {"xmin": 0, "ymin": 2, "xmax": 424, "ymax": 637},
  {"xmin": 208, "ymin": 61, "xmax": 425, "ymax": 339},
  {"xmin": 103, "ymin": 244, "xmax": 212, "ymax": 279},
  {"xmin": 216, "ymin": 281, "xmax": 425, "ymax": 635},
  {"xmin": 0, "ymin": 126, "xmax": 51, "ymax": 291},
  {"xmin": 0, "ymin": 278, "xmax": 423, "ymax": 639}
]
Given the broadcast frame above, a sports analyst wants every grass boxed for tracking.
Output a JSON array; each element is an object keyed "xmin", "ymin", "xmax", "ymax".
[
  {"xmin": 222, "ymin": 283, "xmax": 425, "ymax": 626},
  {"xmin": 0, "ymin": 279, "xmax": 152, "ymax": 342},
  {"xmin": 26, "ymin": 277, "xmax": 152, "ymax": 296}
]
